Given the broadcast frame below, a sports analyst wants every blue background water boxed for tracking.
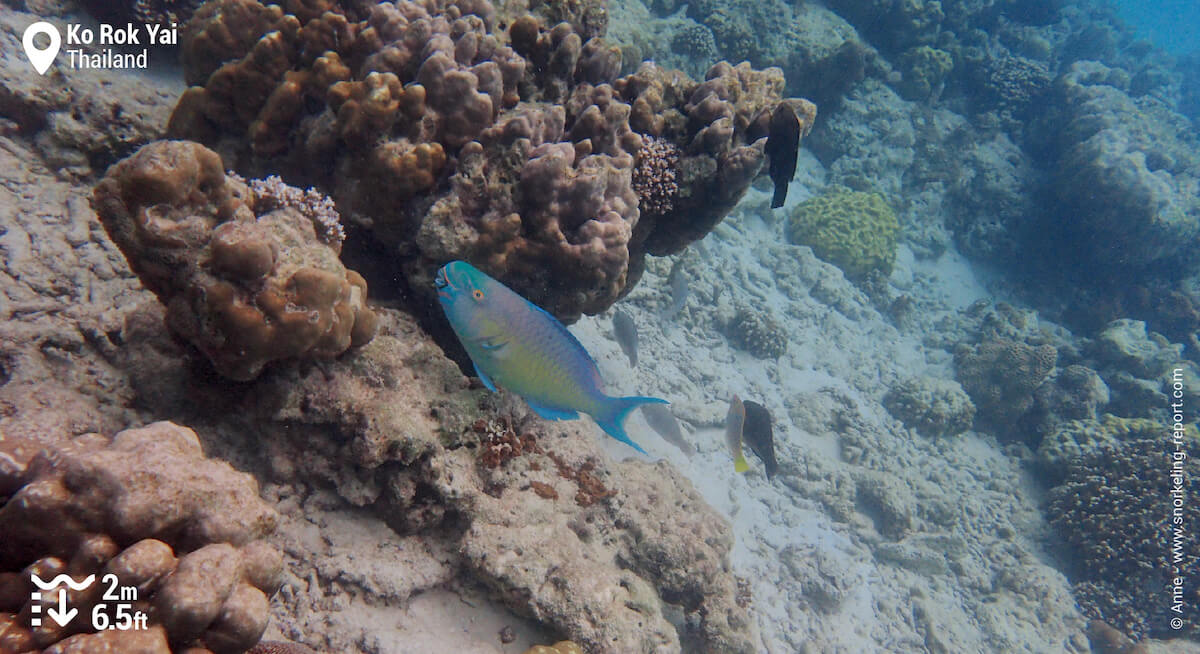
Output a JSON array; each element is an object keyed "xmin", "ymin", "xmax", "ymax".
[{"xmin": 1110, "ymin": 0, "xmax": 1200, "ymax": 55}]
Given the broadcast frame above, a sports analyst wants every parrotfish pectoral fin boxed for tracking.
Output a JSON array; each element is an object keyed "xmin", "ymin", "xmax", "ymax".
[
  {"xmin": 592, "ymin": 395, "xmax": 668, "ymax": 455},
  {"xmin": 526, "ymin": 401, "xmax": 579, "ymax": 421},
  {"xmin": 472, "ymin": 362, "xmax": 498, "ymax": 392}
]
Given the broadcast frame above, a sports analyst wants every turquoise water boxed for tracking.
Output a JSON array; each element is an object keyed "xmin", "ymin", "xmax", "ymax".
[{"xmin": 1111, "ymin": 0, "xmax": 1200, "ymax": 55}]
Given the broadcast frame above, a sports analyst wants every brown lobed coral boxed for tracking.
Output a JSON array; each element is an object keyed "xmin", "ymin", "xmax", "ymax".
[
  {"xmin": 953, "ymin": 338, "xmax": 1056, "ymax": 441},
  {"xmin": 166, "ymin": 0, "xmax": 813, "ymax": 321},
  {"xmin": 0, "ymin": 422, "xmax": 281, "ymax": 654},
  {"xmin": 91, "ymin": 140, "xmax": 378, "ymax": 381}
]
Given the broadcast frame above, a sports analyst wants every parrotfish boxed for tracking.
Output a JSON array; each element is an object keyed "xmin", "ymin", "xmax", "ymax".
[
  {"xmin": 766, "ymin": 103, "xmax": 801, "ymax": 209},
  {"xmin": 436, "ymin": 261, "xmax": 666, "ymax": 454},
  {"xmin": 742, "ymin": 400, "xmax": 778, "ymax": 480},
  {"xmin": 660, "ymin": 258, "xmax": 689, "ymax": 321},
  {"xmin": 613, "ymin": 309, "xmax": 638, "ymax": 368},
  {"xmin": 640, "ymin": 403, "xmax": 695, "ymax": 457},
  {"xmin": 725, "ymin": 394, "xmax": 751, "ymax": 473}
]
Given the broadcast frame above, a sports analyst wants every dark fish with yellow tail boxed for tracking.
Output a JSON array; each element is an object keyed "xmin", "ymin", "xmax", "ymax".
[
  {"xmin": 725, "ymin": 394, "xmax": 751, "ymax": 473},
  {"xmin": 436, "ymin": 261, "xmax": 667, "ymax": 454},
  {"xmin": 613, "ymin": 309, "xmax": 638, "ymax": 367},
  {"xmin": 742, "ymin": 399, "xmax": 778, "ymax": 480},
  {"xmin": 766, "ymin": 103, "xmax": 801, "ymax": 208}
]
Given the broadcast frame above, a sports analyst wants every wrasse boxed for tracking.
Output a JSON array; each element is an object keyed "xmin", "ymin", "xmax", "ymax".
[{"xmin": 436, "ymin": 261, "xmax": 666, "ymax": 454}]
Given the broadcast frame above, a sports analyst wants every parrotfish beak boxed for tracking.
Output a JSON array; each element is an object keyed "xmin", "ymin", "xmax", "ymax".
[{"xmin": 435, "ymin": 266, "xmax": 450, "ymax": 299}]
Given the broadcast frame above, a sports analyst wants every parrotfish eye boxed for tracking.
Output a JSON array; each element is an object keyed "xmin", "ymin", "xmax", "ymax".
[{"xmin": 472, "ymin": 288, "xmax": 485, "ymax": 301}]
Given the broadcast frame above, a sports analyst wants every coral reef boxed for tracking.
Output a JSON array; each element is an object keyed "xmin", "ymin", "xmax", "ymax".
[
  {"xmin": 1032, "ymin": 61, "xmax": 1200, "ymax": 276},
  {"xmin": 896, "ymin": 46, "xmax": 953, "ymax": 101},
  {"xmin": 1046, "ymin": 436, "xmax": 1199, "ymax": 639},
  {"xmin": 166, "ymin": 0, "xmax": 811, "ymax": 320},
  {"xmin": 79, "ymin": 0, "xmax": 204, "ymax": 25},
  {"xmin": 91, "ymin": 140, "xmax": 378, "ymax": 381},
  {"xmin": 105, "ymin": 305, "xmax": 760, "ymax": 653},
  {"xmin": 0, "ymin": 422, "xmax": 281, "ymax": 653},
  {"xmin": 1035, "ymin": 414, "xmax": 1195, "ymax": 483},
  {"xmin": 953, "ymin": 339, "xmax": 1056, "ymax": 441},
  {"xmin": 785, "ymin": 185, "xmax": 899, "ymax": 281},
  {"xmin": 724, "ymin": 306, "xmax": 787, "ymax": 359},
  {"xmin": 883, "ymin": 375, "xmax": 976, "ymax": 437}
]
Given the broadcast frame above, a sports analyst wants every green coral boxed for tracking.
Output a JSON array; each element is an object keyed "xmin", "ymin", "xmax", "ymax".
[
  {"xmin": 897, "ymin": 46, "xmax": 953, "ymax": 100},
  {"xmin": 786, "ymin": 186, "xmax": 899, "ymax": 280}
]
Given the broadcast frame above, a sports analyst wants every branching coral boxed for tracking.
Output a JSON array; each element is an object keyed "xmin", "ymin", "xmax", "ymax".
[{"xmin": 1047, "ymin": 436, "xmax": 1199, "ymax": 639}]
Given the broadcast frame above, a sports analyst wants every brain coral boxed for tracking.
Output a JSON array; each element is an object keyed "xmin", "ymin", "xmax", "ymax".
[
  {"xmin": 91, "ymin": 140, "xmax": 378, "ymax": 381},
  {"xmin": 0, "ymin": 422, "xmax": 281, "ymax": 653},
  {"xmin": 786, "ymin": 185, "xmax": 899, "ymax": 281},
  {"xmin": 1046, "ymin": 436, "xmax": 1199, "ymax": 639},
  {"xmin": 725, "ymin": 306, "xmax": 788, "ymax": 359},
  {"xmin": 166, "ymin": 0, "xmax": 812, "ymax": 321}
]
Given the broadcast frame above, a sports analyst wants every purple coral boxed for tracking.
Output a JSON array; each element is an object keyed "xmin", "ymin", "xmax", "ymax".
[
  {"xmin": 245, "ymin": 174, "xmax": 346, "ymax": 246},
  {"xmin": 632, "ymin": 135, "xmax": 681, "ymax": 218}
]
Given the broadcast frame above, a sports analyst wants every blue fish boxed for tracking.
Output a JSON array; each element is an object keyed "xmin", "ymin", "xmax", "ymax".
[{"xmin": 436, "ymin": 261, "xmax": 666, "ymax": 454}]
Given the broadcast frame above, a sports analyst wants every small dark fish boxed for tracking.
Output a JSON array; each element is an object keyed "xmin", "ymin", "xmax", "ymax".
[
  {"xmin": 660, "ymin": 258, "xmax": 689, "ymax": 321},
  {"xmin": 766, "ymin": 103, "xmax": 801, "ymax": 209},
  {"xmin": 741, "ymin": 400, "xmax": 778, "ymax": 480},
  {"xmin": 640, "ymin": 403, "xmax": 695, "ymax": 456},
  {"xmin": 613, "ymin": 309, "xmax": 638, "ymax": 367}
]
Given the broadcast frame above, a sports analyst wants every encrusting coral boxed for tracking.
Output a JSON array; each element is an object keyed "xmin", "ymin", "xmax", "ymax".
[
  {"xmin": 91, "ymin": 140, "xmax": 378, "ymax": 381},
  {"xmin": 166, "ymin": 0, "xmax": 815, "ymax": 320},
  {"xmin": 0, "ymin": 422, "xmax": 281, "ymax": 653},
  {"xmin": 786, "ymin": 185, "xmax": 898, "ymax": 281}
]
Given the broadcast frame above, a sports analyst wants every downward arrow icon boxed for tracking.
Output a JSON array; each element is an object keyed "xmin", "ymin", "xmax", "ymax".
[{"xmin": 46, "ymin": 589, "xmax": 77, "ymax": 627}]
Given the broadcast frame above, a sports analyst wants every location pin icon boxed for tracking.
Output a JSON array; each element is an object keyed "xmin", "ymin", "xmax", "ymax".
[{"xmin": 22, "ymin": 21, "xmax": 61, "ymax": 75}]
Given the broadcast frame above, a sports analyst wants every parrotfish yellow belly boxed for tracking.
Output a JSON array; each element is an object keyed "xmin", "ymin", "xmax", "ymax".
[{"xmin": 436, "ymin": 260, "xmax": 666, "ymax": 454}]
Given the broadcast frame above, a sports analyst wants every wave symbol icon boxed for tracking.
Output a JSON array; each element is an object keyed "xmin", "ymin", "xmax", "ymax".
[{"xmin": 31, "ymin": 574, "xmax": 95, "ymax": 591}]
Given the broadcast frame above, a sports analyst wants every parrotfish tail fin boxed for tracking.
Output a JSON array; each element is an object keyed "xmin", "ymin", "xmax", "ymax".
[
  {"xmin": 734, "ymin": 454, "xmax": 751, "ymax": 474},
  {"xmin": 594, "ymin": 396, "xmax": 668, "ymax": 455}
]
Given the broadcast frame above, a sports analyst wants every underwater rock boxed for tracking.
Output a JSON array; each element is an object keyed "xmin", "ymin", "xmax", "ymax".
[
  {"xmin": 1047, "ymin": 436, "xmax": 1200, "ymax": 639},
  {"xmin": 1032, "ymin": 61, "xmax": 1200, "ymax": 276},
  {"xmin": 202, "ymin": 307, "xmax": 760, "ymax": 653},
  {"xmin": 785, "ymin": 185, "xmax": 898, "ymax": 281},
  {"xmin": 91, "ymin": 140, "xmax": 378, "ymax": 381},
  {"xmin": 883, "ymin": 375, "xmax": 976, "ymax": 438},
  {"xmin": 0, "ymin": 10, "xmax": 175, "ymax": 179},
  {"xmin": 0, "ymin": 422, "xmax": 281, "ymax": 653},
  {"xmin": 166, "ymin": 0, "xmax": 812, "ymax": 321}
]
